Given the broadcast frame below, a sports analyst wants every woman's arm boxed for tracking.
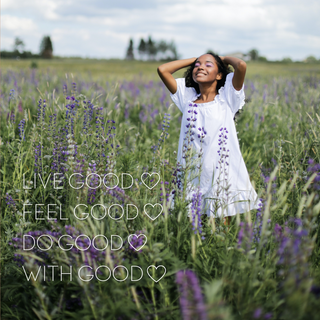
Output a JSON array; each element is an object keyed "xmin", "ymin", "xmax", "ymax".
[
  {"xmin": 157, "ymin": 58, "xmax": 197, "ymax": 94},
  {"xmin": 220, "ymin": 56, "xmax": 246, "ymax": 91}
]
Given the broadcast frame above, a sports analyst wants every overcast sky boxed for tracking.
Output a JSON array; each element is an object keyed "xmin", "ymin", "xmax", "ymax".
[{"xmin": 2, "ymin": 0, "xmax": 320, "ymax": 60}]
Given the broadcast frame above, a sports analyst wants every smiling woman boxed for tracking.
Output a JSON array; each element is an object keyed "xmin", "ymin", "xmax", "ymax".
[{"xmin": 157, "ymin": 53, "xmax": 261, "ymax": 226}]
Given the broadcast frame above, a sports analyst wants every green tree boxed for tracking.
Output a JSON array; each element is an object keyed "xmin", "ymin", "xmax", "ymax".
[
  {"xmin": 167, "ymin": 40, "xmax": 179, "ymax": 60},
  {"xmin": 304, "ymin": 55, "xmax": 317, "ymax": 63},
  {"xmin": 13, "ymin": 37, "xmax": 25, "ymax": 53},
  {"xmin": 125, "ymin": 38, "xmax": 135, "ymax": 60},
  {"xmin": 258, "ymin": 56, "xmax": 268, "ymax": 62},
  {"xmin": 281, "ymin": 57, "xmax": 292, "ymax": 63},
  {"xmin": 157, "ymin": 40, "xmax": 168, "ymax": 60},
  {"xmin": 147, "ymin": 36, "xmax": 157, "ymax": 60},
  {"xmin": 136, "ymin": 37, "xmax": 179, "ymax": 61},
  {"xmin": 138, "ymin": 38, "xmax": 146, "ymax": 60},
  {"xmin": 40, "ymin": 36, "xmax": 53, "ymax": 59},
  {"xmin": 248, "ymin": 48, "xmax": 259, "ymax": 61}
]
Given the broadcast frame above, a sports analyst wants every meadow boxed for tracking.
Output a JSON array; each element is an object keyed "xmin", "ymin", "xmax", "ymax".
[{"xmin": 1, "ymin": 58, "xmax": 320, "ymax": 320}]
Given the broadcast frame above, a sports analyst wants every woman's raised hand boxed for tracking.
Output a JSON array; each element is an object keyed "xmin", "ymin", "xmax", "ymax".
[
  {"xmin": 157, "ymin": 58, "xmax": 197, "ymax": 94},
  {"xmin": 219, "ymin": 56, "xmax": 230, "ymax": 69},
  {"xmin": 221, "ymin": 56, "xmax": 247, "ymax": 91}
]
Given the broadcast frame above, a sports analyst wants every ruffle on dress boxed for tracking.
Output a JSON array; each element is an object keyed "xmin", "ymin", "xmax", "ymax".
[{"xmin": 188, "ymin": 73, "xmax": 245, "ymax": 115}]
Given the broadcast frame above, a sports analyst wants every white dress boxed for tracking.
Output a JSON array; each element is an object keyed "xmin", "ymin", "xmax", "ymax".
[{"xmin": 170, "ymin": 73, "xmax": 261, "ymax": 218}]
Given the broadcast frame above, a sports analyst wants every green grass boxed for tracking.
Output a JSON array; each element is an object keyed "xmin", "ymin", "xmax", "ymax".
[{"xmin": 1, "ymin": 58, "xmax": 320, "ymax": 80}]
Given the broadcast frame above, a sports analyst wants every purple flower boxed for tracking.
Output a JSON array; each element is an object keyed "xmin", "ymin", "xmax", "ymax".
[
  {"xmin": 5, "ymin": 193, "xmax": 17, "ymax": 211},
  {"xmin": 18, "ymin": 119, "xmax": 26, "ymax": 140},
  {"xmin": 176, "ymin": 270, "xmax": 208, "ymax": 320},
  {"xmin": 253, "ymin": 308, "xmax": 262, "ymax": 319},
  {"xmin": 190, "ymin": 188, "xmax": 204, "ymax": 237},
  {"xmin": 306, "ymin": 158, "xmax": 320, "ymax": 192},
  {"xmin": 237, "ymin": 222, "xmax": 253, "ymax": 252}
]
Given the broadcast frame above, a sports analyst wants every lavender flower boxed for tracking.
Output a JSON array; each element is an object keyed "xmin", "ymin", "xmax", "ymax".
[
  {"xmin": 36, "ymin": 98, "xmax": 46, "ymax": 124},
  {"xmin": 273, "ymin": 217, "xmax": 314, "ymax": 309},
  {"xmin": 123, "ymin": 230, "xmax": 147, "ymax": 262},
  {"xmin": 214, "ymin": 127, "xmax": 231, "ymax": 211},
  {"xmin": 176, "ymin": 270, "xmax": 208, "ymax": 320},
  {"xmin": 104, "ymin": 186, "xmax": 128, "ymax": 207},
  {"xmin": 152, "ymin": 113, "xmax": 171, "ymax": 154},
  {"xmin": 65, "ymin": 96, "xmax": 77, "ymax": 138},
  {"xmin": 18, "ymin": 119, "xmax": 26, "ymax": 140},
  {"xmin": 306, "ymin": 158, "xmax": 320, "ymax": 195},
  {"xmin": 63, "ymin": 84, "xmax": 67, "ymax": 96},
  {"xmin": 83, "ymin": 100, "xmax": 95, "ymax": 135},
  {"xmin": 5, "ymin": 193, "xmax": 17, "ymax": 212},
  {"xmin": 9, "ymin": 89, "xmax": 15, "ymax": 102},
  {"xmin": 159, "ymin": 180, "xmax": 171, "ymax": 205},
  {"xmin": 253, "ymin": 308, "xmax": 262, "ymax": 319},
  {"xmin": 7, "ymin": 111, "xmax": 15, "ymax": 124},
  {"xmin": 87, "ymin": 161, "xmax": 98, "ymax": 205},
  {"xmin": 34, "ymin": 143, "xmax": 43, "ymax": 173},
  {"xmin": 237, "ymin": 221, "xmax": 254, "ymax": 253},
  {"xmin": 191, "ymin": 187, "xmax": 205, "ymax": 239},
  {"xmin": 104, "ymin": 121, "xmax": 118, "ymax": 171},
  {"xmin": 253, "ymin": 198, "xmax": 265, "ymax": 243},
  {"xmin": 182, "ymin": 104, "xmax": 200, "ymax": 162},
  {"xmin": 72, "ymin": 82, "xmax": 77, "ymax": 94},
  {"xmin": 274, "ymin": 219, "xmax": 310, "ymax": 270},
  {"xmin": 172, "ymin": 161, "xmax": 183, "ymax": 200}
]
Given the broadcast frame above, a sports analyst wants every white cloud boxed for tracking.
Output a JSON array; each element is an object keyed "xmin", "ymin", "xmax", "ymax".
[
  {"xmin": 1, "ymin": 0, "xmax": 320, "ymax": 60},
  {"xmin": 1, "ymin": 15, "xmax": 37, "ymax": 33}
]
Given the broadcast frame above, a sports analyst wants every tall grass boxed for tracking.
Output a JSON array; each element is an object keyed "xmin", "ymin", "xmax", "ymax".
[{"xmin": 1, "ymin": 65, "xmax": 320, "ymax": 319}]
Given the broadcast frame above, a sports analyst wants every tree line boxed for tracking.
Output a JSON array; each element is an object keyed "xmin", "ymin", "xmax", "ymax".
[
  {"xmin": 1, "ymin": 36, "xmax": 53, "ymax": 59},
  {"xmin": 125, "ymin": 36, "xmax": 179, "ymax": 61}
]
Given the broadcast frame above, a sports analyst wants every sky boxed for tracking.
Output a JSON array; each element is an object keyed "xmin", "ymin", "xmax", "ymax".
[{"xmin": 1, "ymin": 0, "xmax": 320, "ymax": 61}]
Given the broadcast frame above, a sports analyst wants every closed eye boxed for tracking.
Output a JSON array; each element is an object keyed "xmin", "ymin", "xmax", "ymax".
[{"xmin": 195, "ymin": 62, "xmax": 214, "ymax": 67}]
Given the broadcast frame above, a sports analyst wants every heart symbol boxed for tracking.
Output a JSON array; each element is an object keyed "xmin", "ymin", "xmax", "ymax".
[
  {"xmin": 147, "ymin": 265, "xmax": 166, "ymax": 283},
  {"xmin": 128, "ymin": 234, "xmax": 147, "ymax": 252},
  {"xmin": 141, "ymin": 172, "xmax": 160, "ymax": 190},
  {"xmin": 144, "ymin": 203, "xmax": 163, "ymax": 221}
]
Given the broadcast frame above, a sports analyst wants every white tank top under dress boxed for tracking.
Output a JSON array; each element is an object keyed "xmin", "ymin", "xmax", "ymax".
[{"xmin": 170, "ymin": 72, "xmax": 261, "ymax": 218}]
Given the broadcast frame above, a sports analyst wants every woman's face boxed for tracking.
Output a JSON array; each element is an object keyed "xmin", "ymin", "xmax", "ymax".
[{"xmin": 192, "ymin": 54, "xmax": 222, "ymax": 84}]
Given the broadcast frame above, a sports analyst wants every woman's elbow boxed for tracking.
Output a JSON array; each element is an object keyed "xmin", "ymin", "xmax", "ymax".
[
  {"xmin": 157, "ymin": 65, "xmax": 166, "ymax": 75},
  {"xmin": 237, "ymin": 60, "xmax": 247, "ymax": 72}
]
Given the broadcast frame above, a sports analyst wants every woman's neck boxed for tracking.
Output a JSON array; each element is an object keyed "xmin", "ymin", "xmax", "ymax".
[{"xmin": 196, "ymin": 82, "xmax": 218, "ymax": 103}]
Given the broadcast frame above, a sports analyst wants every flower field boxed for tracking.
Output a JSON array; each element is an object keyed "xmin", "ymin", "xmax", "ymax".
[{"xmin": 1, "ymin": 61, "xmax": 320, "ymax": 320}]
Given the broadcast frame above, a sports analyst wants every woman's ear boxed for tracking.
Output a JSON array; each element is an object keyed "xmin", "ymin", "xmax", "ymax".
[{"xmin": 216, "ymin": 72, "xmax": 223, "ymax": 80}]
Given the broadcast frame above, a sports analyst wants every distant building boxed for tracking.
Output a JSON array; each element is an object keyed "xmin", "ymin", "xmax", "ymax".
[{"xmin": 223, "ymin": 52, "xmax": 250, "ymax": 61}]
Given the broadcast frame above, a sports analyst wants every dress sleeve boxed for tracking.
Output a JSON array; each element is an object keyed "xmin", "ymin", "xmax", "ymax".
[
  {"xmin": 170, "ymin": 78, "xmax": 196, "ymax": 113},
  {"xmin": 223, "ymin": 73, "xmax": 245, "ymax": 117}
]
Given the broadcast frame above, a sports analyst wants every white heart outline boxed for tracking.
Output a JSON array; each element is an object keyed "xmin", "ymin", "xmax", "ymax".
[
  {"xmin": 147, "ymin": 265, "xmax": 166, "ymax": 283},
  {"xmin": 144, "ymin": 203, "xmax": 163, "ymax": 221},
  {"xmin": 128, "ymin": 234, "xmax": 147, "ymax": 252},
  {"xmin": 141, "ymin": 172, "xmax": 160, "ymax": 190}
]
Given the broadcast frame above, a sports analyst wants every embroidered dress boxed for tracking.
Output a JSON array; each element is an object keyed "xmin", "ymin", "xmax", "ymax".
[{"xmin": 170, "ymin": 72, "xmax": 261, "ymax": 218}]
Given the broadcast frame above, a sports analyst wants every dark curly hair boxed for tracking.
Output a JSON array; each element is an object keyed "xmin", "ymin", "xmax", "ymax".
[{"xmin": 184, "ymin": 53, "xmax": 232, "ymax": 94}]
